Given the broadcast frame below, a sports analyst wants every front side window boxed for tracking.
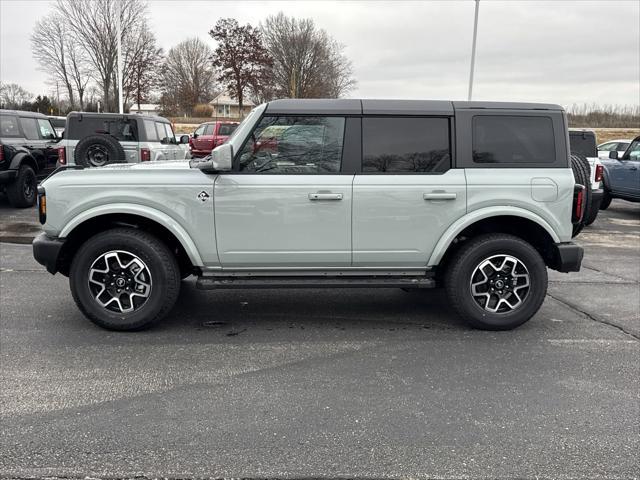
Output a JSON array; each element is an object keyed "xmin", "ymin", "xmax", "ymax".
[
  {"xmin": 362, "ymin": 117, "xmax": 450, "ymax": 173},
  {"xmin": 19, "ymin": 117, "xmax": 39, "ymax": 140},
  {"xmin": 37, "ymin": 119, "xmax": 56, "ymax": 139},
  {"xmin": 473, "ymin": 116, "xmax": 555, "ymax": 164},
  {"xmin": 0, "ymin": 115, "xmax": 20, "ymax": 137},
  {"xmin": 623, "ymin": 139, "xmax": 640, "ymax": 161},
  {"xmin": 155, "ymin": 122, "xmax": 175, "ymax": 143},
  {"xmin": 204, "ymin": 124, "xmax": 215, "ymax": 135},
  {"xmin": 194, "ymin": 124, "xmax": 206, "ymax": 136},
  {"xmin": 598, "ymin": 142, "xmax": 617, "ymax": 152},
  {"xmin": 238, "ymin": 116, "xmax": 345, "ymax": 174}
]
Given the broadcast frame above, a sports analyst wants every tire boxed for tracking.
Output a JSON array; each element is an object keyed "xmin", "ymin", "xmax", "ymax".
[
  {"xmin": 444, "ymin": 233, "xmax": 548, "ymax": 331},
  {"xmin": 74, "ymin": 134, "xmax": 126, "ymax": 167},
  {"xmin": 69, "ymin": 228, "xmax": 180, "ymax": 331},
  {"xmin": 570, "ymin": 154, "xmax": 591, "ymax": 237},
  {"xmin": 584, "ymin": 198, "xmax": 600, "ymax": 226},
  {"xmin": 6, "ymin": 165, "xmax": 37, "ymax": 207},
  {"xmin": 600, "ymin": 189, "xmax": 612, "ymax": 210}
]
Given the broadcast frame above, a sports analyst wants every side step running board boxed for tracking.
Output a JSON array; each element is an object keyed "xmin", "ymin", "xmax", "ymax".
[{"xmin": 196, "ymin": 276, "xmax": 436, "ymax": 290}]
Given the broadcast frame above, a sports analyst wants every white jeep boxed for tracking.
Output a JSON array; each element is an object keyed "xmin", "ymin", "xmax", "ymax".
[{"xmin": 33, "ymin": 100, "xmax": 586, "ymax": 331}]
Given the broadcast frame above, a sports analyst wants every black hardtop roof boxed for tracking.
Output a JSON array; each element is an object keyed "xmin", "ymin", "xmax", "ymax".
[
  {"xmin": 264, "ymin": 99, "xmax": 564, "ymax": 115},
  {"xmin": 66, "ymin": 111, "xmax": 171, "ymax": 123},
  {"xmin": 0, "ymin": 109, "xmax": 50, "ymax": 119}
]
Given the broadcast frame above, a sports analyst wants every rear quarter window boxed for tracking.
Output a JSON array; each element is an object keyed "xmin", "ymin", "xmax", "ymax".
[
  {"xmin": 218, "ymin": 124, "xmax": 237, "ymax": 136},
  {"xmin": 0, "ymin": 115, "xmax": 21, "ymax": 138},
  {"xmin": 473, "ymin": 116, "xmax": 555, "ymax": 164}
]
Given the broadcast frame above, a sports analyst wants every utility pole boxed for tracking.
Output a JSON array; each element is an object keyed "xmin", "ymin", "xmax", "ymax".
[
  {"xmin": 117, "ymin": 0, "xmax": 124, "ymax": 114},
  {"xmin": 468, "ymin": 0, "xmax": 480, "ymax": 101}
]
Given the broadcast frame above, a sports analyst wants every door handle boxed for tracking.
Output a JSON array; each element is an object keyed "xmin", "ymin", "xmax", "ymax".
[
  {"xmin": 308, "ymin": 193, "xmax": 343, "ymax": 201},
  {"xmin": 423, "ymin": 192, "xmax": 457, "ymax": 200}
]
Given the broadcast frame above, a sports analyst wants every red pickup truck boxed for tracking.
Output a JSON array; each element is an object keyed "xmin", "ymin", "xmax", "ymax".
[{"xmin": 189, "ymin": 121, "xmax": 238, "ymax": 158}]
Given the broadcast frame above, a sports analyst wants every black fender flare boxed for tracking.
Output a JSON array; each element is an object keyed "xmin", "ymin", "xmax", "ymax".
[{"xmin": 9, "ymin": 151, "xmax": 38, "ymax": 173}]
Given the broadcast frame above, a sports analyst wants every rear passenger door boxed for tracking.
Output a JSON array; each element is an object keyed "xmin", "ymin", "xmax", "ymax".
[
  {"xmin": 352, "ymin": 116, "xmax": 466, "ymax": 267},
  {"xmin": 18, "ymin": 116, "xmax": 48, "ymax": 172}
]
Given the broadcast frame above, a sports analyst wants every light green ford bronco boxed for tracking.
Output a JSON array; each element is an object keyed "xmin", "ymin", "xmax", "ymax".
[{"xmin": 33, "ymin": 99, "xmax": 586, "ymax": 331}]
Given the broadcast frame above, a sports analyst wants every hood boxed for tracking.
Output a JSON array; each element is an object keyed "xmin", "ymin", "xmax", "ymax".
[{"xmin": 97, "ymin": 160, "xmax": 192, "ymax": 171}]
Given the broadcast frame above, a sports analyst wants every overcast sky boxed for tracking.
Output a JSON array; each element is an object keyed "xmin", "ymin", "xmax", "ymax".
[{"xmin": 1, "ymin": 0, "xmax": 638, "ymax": 107}]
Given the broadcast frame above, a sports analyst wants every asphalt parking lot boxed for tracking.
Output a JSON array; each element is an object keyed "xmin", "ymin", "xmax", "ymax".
[{"xmin": 0, "ymin": 200, "xmax": 638, "ymax": 479}]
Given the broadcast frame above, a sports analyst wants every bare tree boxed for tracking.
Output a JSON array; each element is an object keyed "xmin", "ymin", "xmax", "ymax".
[
  {"xmin": 0, "ymin": 83, "xmax": 33, "ymax": 109},
  {"xmin": 56, "ymin": 0, "xmax": 146, "ymax": 112},
  {"xmin": 31, "ymin": 14, "xmax": 75, "ymax": 108},
  {"xmin": 161, "ymin": 38, "xmax": 215, "ymax": 116},
  {"xmin": 210, "ymin": 18, "xmax": 271, "ymax": 116},
  {"xmin": 261, "ymin": 13, "xmax": 356, "ymax": 99},
  {"xmin": 67, "ymin": 40, "xmax": 91, "ymax": 111},
  {"xmin": 123, "ymin": 23, "xmax": 163, "ymax": 110}
]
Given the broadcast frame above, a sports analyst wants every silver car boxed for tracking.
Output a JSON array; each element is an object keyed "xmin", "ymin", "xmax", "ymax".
[{"xmin": 59, "ymin": 112, "xmax": 190, "ymax": 168}]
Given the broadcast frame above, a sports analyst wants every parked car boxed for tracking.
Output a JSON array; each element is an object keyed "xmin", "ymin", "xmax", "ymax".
[
  {"xmin": 48, "ymin": 116, "xmax": 66, "ymax": 137},
  {"xmin": 190, "ymin": 121, "xmax": 238, "ymax": 158},
  {"xmin": 599, "ymin": 136, "xmax": 640, "ymax": 208},
  {"xmin": 568, "ymin": 130, "xmax": 604, "ymax": 225},
  {"xmin": 58, "ymin": 112, "xmax": 190, "ymax": 168},
  {"xmin": 598, "ymin": 139, "xmax": 631, "ymax": 159},
  {"xmin": 0, "ymin": 109, "xmax": 62, "ymax": 207},
  {"xmin": 33, "ymin": 99, "xmax": 586, "ymax": 332}
]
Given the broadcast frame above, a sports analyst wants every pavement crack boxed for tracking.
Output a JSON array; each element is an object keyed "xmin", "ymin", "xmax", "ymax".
[
  {"xmin": 547, "ymin": 292, "xmax": 640, "ymax": 341},
  {"xmin": 582, "ymin": 262, "xmax": 640, "ymax": 284}
]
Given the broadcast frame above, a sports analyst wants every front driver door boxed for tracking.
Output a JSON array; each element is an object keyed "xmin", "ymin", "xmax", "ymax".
[{"xmin": 214, "ymin": 115, "xmax": 352, "ymax": 268}]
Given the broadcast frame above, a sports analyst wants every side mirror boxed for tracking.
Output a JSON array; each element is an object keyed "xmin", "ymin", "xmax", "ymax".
[
  {"xmin": 180, "ymin": 135, "xmax": 190, "ymax": 144},
  {"xmin": 609, "ymin": 150, "xmax": 619, "ymax": 160},
  {"xmin": 193, "ymin": 132, "xmax": 199, "ymax": 139},
  {"xmin": 195, "ymin": 143, "xmax": 233, "ymax": 173}
]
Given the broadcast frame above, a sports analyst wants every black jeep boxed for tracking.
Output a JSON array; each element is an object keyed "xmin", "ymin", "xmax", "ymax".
[{"xmin": 0, "ymin": 110, "xmax": 61, "ymax": 207}]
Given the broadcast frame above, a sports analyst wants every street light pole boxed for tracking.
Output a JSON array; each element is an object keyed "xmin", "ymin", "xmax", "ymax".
[
  {"xmin": 468, "ymin": 0, "xmax": 480, "ymax": 101},
  {"xmin": 117, "ymin": 0, "xmax": 124, "ymax": 114}
]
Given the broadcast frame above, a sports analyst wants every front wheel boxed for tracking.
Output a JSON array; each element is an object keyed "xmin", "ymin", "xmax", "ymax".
[
  {"xmin": 69, "ymin": 228, "xmax": 180, "ymax": 331},
  {"xmin": 444, "ymin": 234, "xmax": 548, "ymax": 330}
]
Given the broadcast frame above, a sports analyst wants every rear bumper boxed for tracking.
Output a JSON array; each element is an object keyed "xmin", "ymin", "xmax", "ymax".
[
  {"xmin": 551, "ymin": 242, "xmax": 584, "ymax": 273},
  {"xmin": 0, "ymin": 169, "xmax": 17, "ymax": 184},
  {"xmin": 590, "ymin": 188, "xmax": 603, "ymax": 210},
  {"xmin": 32, "ymin": 232, "xmax": 64, "ymax": 274}
]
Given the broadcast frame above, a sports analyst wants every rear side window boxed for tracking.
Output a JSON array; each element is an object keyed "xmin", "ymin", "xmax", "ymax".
[
  {"xmin": 19, "ymin": 117, "xmax": 39, "ymax": 140},
  {"xmin": 362, "ymin": 117, "xmax": 451, "ymax": 173},
  {"xmin": 0, "ymin": 115, "xmax": 20, "ymax": 137},
  {"xmin": 68, "ymin": 117, "xmax": 138, "ymax": 142},
  {"xmin": 473, "ymin": 116, "xmax": 555, "ymax": 164},
  {"xmin": 219, "ymin": 123, "xmax": 237, "ymax": 136},
  {"xmin": 143, "ymin": 119, "xmax": 158, "ymax": 141}
]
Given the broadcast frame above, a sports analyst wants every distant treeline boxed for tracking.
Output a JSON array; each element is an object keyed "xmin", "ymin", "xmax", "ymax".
[{"xmin": 567, "ymin": 104, "xmax": 639, "ymax": 128}]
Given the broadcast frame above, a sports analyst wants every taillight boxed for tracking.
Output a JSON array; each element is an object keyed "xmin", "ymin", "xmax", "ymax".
[
  {"xmin": 57, "ymin": 146, "xmax": 66, "ymax": 165},
  {"xmin": 140, "ymin": 148, "xmax": 151, "ymax": 162},
  {"xmin": 595, "ymin": 164, "xmax": 604, "ymax": 183},
  {"xmin": 38, "ymin": 186, "xmax": 46, "ymax": 224},
  {"xmin": 572, "ymin": 185, "xmax": 585, "ymax": 223},
  {"xmin": 0, "ymin": 144, "xmax": 4, "ymax": 163}
]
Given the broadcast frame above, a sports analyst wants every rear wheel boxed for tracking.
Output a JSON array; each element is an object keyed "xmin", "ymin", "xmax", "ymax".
[
  {"xmin": 6, "ymin": 165, "xmax": 37, "ymax": 207},
  {"xmin": 69, "ymin": 228, "xmax": 180, "ymax": 331},
  {"xmin": 445, "ymin": 234, "xmax": 548, "ymax": 330}
]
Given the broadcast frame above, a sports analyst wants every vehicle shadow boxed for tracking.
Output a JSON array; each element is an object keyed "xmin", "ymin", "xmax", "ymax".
[{"xmin": 157, "ymin": 280, "xmax": 468, "ymax": 337}]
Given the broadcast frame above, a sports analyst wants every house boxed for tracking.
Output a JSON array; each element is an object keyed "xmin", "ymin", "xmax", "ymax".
[
  {"xmin": 130, "ymin": 103, "xmax": 160, "ymax": 116},
  {"xmin": 209, "ymin": 93, "xmax": 254, "ymax": 119}
]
